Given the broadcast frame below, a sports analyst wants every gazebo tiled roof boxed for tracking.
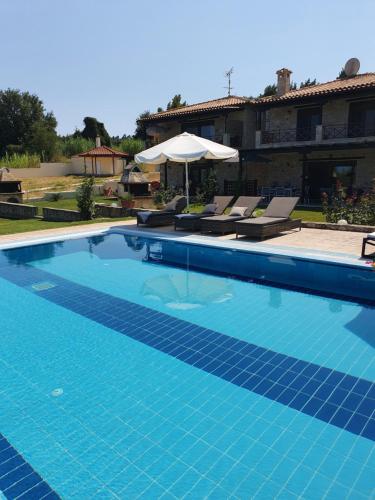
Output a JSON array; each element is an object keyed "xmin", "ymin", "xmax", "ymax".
[{"xmin": 78, "ymin": 145, "xmax": 128, "ymax": 157}]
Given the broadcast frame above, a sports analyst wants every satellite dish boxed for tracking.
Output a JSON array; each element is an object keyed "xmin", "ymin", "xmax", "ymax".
[{"xmin": 344, "ymin": 58, "xmax": 360, "ymax": 77}]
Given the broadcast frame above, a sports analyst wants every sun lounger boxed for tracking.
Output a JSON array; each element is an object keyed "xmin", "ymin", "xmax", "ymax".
[
  {"xmin": 361, "ymin": 231, "xmax": 375, "ymax": 257},
  {"xmin": 136, "ymin": 195, "xmax": 187, "ymax": 227},
  {"xmin": 200, "ymin": 196, "xmax": 262, "ymax": 235},
  {"xmin": 174, "ymin": 196, "xmax": 233, "ymax": 231},
  {"xmin": 235, "ymin": 196, "xmax": 301, "ymax": 240}
]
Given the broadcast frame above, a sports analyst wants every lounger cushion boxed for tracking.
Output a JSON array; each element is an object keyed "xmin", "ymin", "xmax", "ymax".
[
  {"xmin": 164, "ymin": 200, "xmax": 177, "ymax": 211},
  {"xmin": 203, "ymin": 203, "xmax": 217, "ymax": 214},
  {"xmin": 367, "ymin": 232, "xmax": 375, "ymax": 240},
  {"xmin": 175, "ymin": 213, "xmax": 199, "ymax": 220},
  {"xmin": 238, "ymin": 216, "xmax": 288, "ymax": 226},
  {"xmin": 229, "ymin": 206, "xmax": 247, "ymax": 216}
]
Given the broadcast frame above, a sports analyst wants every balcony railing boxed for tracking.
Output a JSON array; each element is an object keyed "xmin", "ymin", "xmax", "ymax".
[
  {"xmin": 261, "ymin": 127, "xmax": 316, "ymax": 144},
  {"xmin": 323, "ymin": 123, "xmax": 375, "ymax": 140},
  {"xmin": 258, "ymin": 122, "xmax": 375, "ymax": 147}
]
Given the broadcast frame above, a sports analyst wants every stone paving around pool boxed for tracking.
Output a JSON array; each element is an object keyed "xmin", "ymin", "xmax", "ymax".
[{"xmin": 0, "ymin": 219, "xmax": 369, "ymax": 260}]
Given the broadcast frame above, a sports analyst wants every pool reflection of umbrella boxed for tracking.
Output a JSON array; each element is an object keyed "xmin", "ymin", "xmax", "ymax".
[{"xmin": 141, "ymin": 273, "xmax": 233, "ymax": 310}]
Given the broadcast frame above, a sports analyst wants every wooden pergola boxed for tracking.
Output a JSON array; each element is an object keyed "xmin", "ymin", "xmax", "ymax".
[{"xmin": 78, "ymin": 145, "xmax": 128, "ymax": 175}]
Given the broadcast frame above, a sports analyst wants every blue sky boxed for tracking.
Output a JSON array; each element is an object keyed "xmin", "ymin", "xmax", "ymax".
[{"xmin": 1, "ymin": 0, "xmax": 374, "ymax": 137}]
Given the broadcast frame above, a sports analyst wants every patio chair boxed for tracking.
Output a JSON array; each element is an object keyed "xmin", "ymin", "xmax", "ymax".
[
  {"xmin": 200, "ymin": 196, "xmax": 262, "ymax": 235},
  {"xmin": 136, "ymin": 195, "xmax": 187, "ymax": 227},
  {"xmin": 174, "ymin": 196, "xmax": 233, "ymax": 231},
  {"xmin": 235, "ymin": 197, "xmax": 301, "ymax": 240},
  {"xmin": 361, "ymin": 232, "xmax": 375, "ymax": 258}
]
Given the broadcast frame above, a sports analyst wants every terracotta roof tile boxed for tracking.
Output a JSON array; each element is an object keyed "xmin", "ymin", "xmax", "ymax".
[
  {"xmin": 256, "ymin": 73, "xmax": 375, "ymax": 104},
  {"xmin": 142, "ymin": 96, "xmax": 249, "ymax": 121},
  {"xmin": 78, "ymin": 145, "xmax": 128, "ymax": 157}
]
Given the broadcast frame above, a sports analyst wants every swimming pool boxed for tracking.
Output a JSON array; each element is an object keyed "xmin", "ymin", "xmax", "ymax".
[{"xmin": 0, "ymin": 231, "xmax": 373, "ymax": 498}]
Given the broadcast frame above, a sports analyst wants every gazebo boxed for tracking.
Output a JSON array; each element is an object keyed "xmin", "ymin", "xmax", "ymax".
[{"xmin": 78, "ymin": 139, "xmax": 128, "ymax": 176}]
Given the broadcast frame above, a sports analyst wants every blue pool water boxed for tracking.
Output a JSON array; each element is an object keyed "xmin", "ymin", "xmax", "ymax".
[{"xmin": 0, "ymin": 231, "xmax": 374, "ymax": 498}]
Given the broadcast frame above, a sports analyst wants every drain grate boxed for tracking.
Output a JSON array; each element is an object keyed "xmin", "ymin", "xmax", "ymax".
[{"xmin": 31, "ymin": 281, "xmax": 56, "ymax": 292}]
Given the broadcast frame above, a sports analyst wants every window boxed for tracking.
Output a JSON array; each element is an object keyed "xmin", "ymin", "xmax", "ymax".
[
  {"xmin": 332, "ymin": 165, "xmax": 354, "ymax": 188},
  {"xmin": 182, "ymin": 121, "xmax": 215, "ymax": 140},
  {"xmin": 349, "ymin": 101, "xmax": 375, "ymax": 137}
]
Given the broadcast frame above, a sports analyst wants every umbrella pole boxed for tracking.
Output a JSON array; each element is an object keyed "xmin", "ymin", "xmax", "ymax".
[{"xmin": 185, "ymin": 159, "xmax": 190, "ymax": 212}]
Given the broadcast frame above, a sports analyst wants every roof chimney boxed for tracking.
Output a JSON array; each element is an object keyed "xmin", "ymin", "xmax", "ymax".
[
  {"xmin": 276, "ymin": 68, "xmax": 292, "ymax": 96},
  {"xmin": 95, "ymin": 136, "xmax": 101, "ymax": 147}
]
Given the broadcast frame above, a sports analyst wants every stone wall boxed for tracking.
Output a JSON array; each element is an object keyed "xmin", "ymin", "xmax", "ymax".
[
  {"xmin": 0, "ymin": 202, "xmax": 38, "ymax": 219},
  {"xmin": 244, "ymin": 153, "xmax": 302, "ymax": 189},
  {"xmin": 94, "ymin": 204, "xmax": 129, "ymax": 218},
  {"xmin": 43, "ymin": 207, "xmax": 81, "ymax": 222},
  {"xmin": 264, "ymin": 96, "xmax": 351, "ymax": 131}
]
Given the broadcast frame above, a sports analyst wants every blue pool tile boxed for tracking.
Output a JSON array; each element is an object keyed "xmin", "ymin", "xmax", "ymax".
[
  {"xmin": 276, "ymin": 388, "xmax": 299, "ymax": 405},
  {"xmin": 330, "ymin": 407, "xmax": 353, "ymax": 428},
  {"xmin": 315, "ymin": 403, "xmax": 339, "ymax": 422},
  {"xmin": 356, "ymin": 399, "xmax": 374, "ymax": 418},
  {"xmin": 0, "ymin": 262, "xmax": 374, "ymax": 444},
  {"xmin": 345, "ymin": 413, "xmax": 369, "ymax": 436},
  {"xmin": 0, "ymin": 434, "xmax": 57, "ymax": 498},
  {"xmin": 301, "ymin": 398, "xmax": 324, "ymax": 417},
  {"xmin": 352, "ymin": 379, "xmax": 372, "ymax": 397},
  {"xmin": 264, "ymin": 383, "xmax": 286, "ymax": 401},
  {"xmin": 288, "ymin": 392, "xmax": 311, "ymax": 411},
  {"xmin": 361, "ymin": 418, "xmax": 375, "ymax": 441},
  {"xmin": 3, "ymin": 472, "xmax": 42, "ymax": 498},
  {"xmin": 342, "ymin": 392, "xmax": 364, "ymax": 412},
  {"xmin": 277, "ymin": 370, "xmax": 298, "ymax": 386},
  {"xmin": 327, "ymin": 387, "xmax": 349, "ymax": 406}
]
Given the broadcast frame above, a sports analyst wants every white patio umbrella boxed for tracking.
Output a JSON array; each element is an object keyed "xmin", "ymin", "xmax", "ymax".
[{"xmin": 134, "ymin": 132, "xmax": 238, "ymax": 211}]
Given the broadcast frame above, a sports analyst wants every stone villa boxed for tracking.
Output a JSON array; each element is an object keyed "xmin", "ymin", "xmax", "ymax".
[{"xmin": 140, "ymin": 66, "xmax": 375, "ymax": 203}]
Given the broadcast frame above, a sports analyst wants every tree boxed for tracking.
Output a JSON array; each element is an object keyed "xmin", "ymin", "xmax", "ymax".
[
  {"xmin": 134, "ymin": 110, "xmax": 151, "ymax": 140},
  {"xmin": 259, "ymin": 84, "xmax": 277, "ymax": 97},
  {"xmin": 25, "ymin": 121, "xmax": 58, "ymax": 161},
  {"xmin": 300, "ymin": 78, "xmax": 318, "ymax": 88},
  {"xmin": 80, "ymin": 117, "xmax": 111, "ymax": 146},
  {"xmin": 337, "ymin": 68, "xmax": 347, "ymax": 79},
  {"xmin": 119, "ymin": 137, "xmax": 145, "ymax": 156},
  {"xmin": 166, "ymin": 94, "xmax": 187, "ymax": 110},
  {"xmin": 76, "ymin": 176, "xmax": 95, "ymax": 220},
  {"xmin": 0, "ymin": 89, "xmax": 57, "ymax": 156}
]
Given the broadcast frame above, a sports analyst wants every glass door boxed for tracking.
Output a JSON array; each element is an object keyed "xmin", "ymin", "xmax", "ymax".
[{"xmin": 296, "ymin": 107, "xmax": 321, "ymax": 141}]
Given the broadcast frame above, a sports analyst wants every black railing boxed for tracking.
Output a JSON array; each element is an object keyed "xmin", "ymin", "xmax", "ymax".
[
  {"xmin": 323, "ymin": 123, "xmax": 375, "ymax": 140},
  {"xmin": 261, "ymin": 127, "xmax": 316, "ymax": 144}
]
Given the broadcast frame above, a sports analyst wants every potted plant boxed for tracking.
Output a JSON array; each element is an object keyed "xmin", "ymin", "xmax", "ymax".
[{"xmin": 119, "ymin": 192, "xmax": 135, "ymax": 209}]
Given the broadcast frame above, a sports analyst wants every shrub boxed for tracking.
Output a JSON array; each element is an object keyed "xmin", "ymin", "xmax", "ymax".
[
  {"xmin": 76, "ymin": 176, "xmax": 95, "ymax": 220},
  {"xmin": 0, "ymin": 153, "xmax": 40, "ymax": 169},
  {"xmin": 201, "ymin": 170, "xmax": 218, "ymax": 203},
  {"xmin": 50, "ymin": 192, "xmax": 62, "ymax": 202},
  {"xmin": 119, "ymin": 137, "xmax": 145, "ymax": 156},
  {"xmin": 152, "ymin": 184, "xmax": 182, "ymax": 206},
  {"xmin": 322, "ymin": 189, "xmax": 375, "ymax": 225}
]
